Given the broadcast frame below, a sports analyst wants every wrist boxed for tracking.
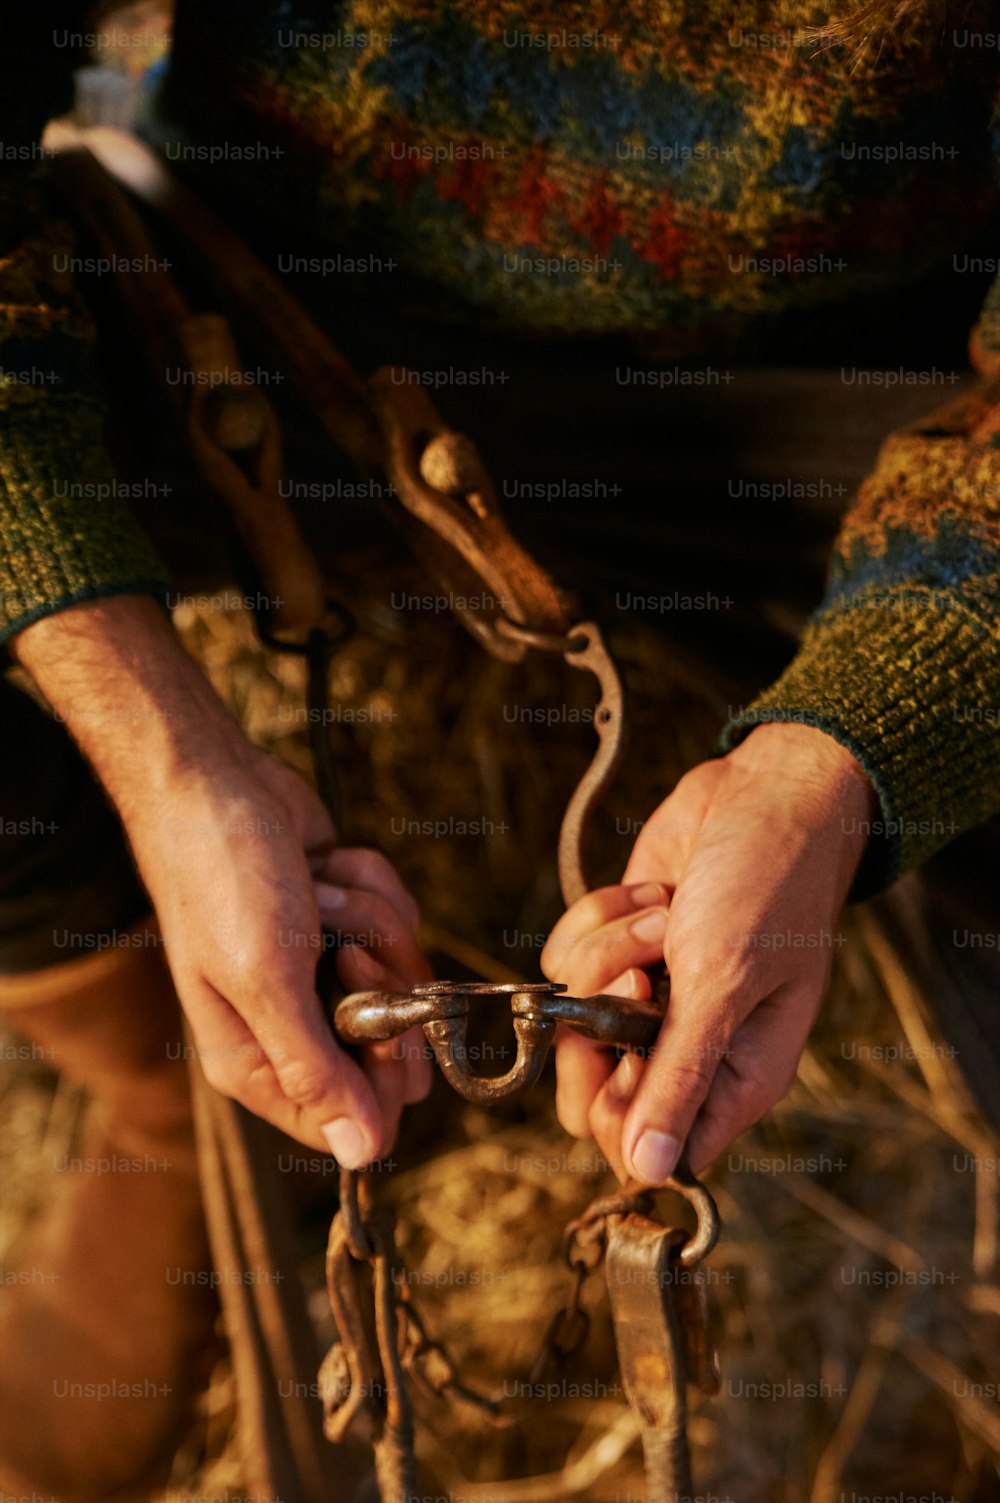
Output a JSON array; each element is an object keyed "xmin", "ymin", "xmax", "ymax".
[{"xmin": 731, "ymin": 720, "xmax": 870, "ymax": 788}]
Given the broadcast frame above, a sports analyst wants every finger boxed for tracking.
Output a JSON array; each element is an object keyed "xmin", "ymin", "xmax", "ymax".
[
  {"xmin": 314, "ymin": 848, "xmax": 420, "ymax": 930},
  {"xmin": 335, "ymin": 937, "xmax": 428, "ymax": 1005},
  {"xmin": 336, "ymin": 946, "xmax": 432, "ymax": 1105},
  {"xmin": 554, "ymin": 1025, "xmax": 615, "ymax": 1138},
  {"xmin": 184, "ymin": 976, "xmax": 384, "ymax": 1163},
  {"xmin": 685, "ymin": 984, "xmax": 814, "ymax": 1174},
  {"xmin": 395, "ymin": 1025, "xmax": 433, "ymax": 1104},
  {"xmin": 555, "ymin": 906, "xmax": 668, "ymax": 998},
  {"xmin": 588, "ymin": 1051, "xmax": 646, "ymax": 1183},
  {"xmin": 625, "ymin": 955, "xmax": 748, "ymax": 1190},
  {"xmin": 362, "ymin": 1011, "xmax": 434, "ymax": 1106},
  {"xmin": 604, "ymin": 967, "xmax": 654, "ymax": 1003},
  {"xmin": 316, "ymin": 885, "xmax": 431, "ymax": 985},
  {"xmin": 542, "ymin": 882, "xmax": 669, "ymax": 977},
  {"xmin": 554, "ymin": 966, "xmax": 651, "ymax": 1138},
  {"xmin": 361, "ymin": 1039, "xmax": 409, "ymax": 1158},
  {"xmin": 618, "ymin": 916, "xmax": 788, "ymax": 1184},
  {"xmin": 229, "ymin": 964, "xmax": 394, "ymax": 1165}
]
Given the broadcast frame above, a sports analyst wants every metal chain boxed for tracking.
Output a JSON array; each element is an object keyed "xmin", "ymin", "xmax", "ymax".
[
  {"xmin": 324, "ymin": 1168, "xmax": 506, "ymax": 1456},
  {"xmin": 396, "ymin": 1292, "xmax": 509, "ymax": 1425},
  {"xmin": 548, "ymin": 1185, "xmax": 657, "ymax": 1374}
]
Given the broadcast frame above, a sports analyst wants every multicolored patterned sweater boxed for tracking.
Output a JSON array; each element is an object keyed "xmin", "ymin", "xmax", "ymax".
[{"xmin": 2, "ymin": 1, "xmax": 998, "ymax": 893}]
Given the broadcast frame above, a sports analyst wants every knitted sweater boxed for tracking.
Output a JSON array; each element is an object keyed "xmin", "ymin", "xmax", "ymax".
[{"xmin": 2, "ymin": 1, "xmax": 998, "ymax": 893}]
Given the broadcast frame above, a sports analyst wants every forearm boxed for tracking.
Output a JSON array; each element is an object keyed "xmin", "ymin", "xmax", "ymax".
[
  {"xmin": 1, "ymin": 85, "xmax": 169, "ymax": 641},
  {"xmin": 720, "ymin": 380, "xmax": 1000, "ymax": 891},
  {"xmin": 14, "ymin": 591, "xmax": 429, "ymax": 1157},
  {"xmin": 13, "ymin": 595, "xmax": 246, "ymax": 827}
]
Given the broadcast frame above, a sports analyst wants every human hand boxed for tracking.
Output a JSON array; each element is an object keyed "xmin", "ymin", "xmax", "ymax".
[
  {"xmin": 134, "ymin": 743, "xmax": 432, "ymax": 1164},
  {"xmin": 542, "ymin": 724, "xmax": 876, "ymax": 1183},
  {"xmin": 15, "ymin": 596, "xmax": 431, "ymax": 1165}
]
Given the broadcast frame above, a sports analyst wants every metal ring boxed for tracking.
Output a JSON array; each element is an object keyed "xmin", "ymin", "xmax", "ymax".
[
  {"xmin": 663, "ymin": 1164, "xmax": 720, "ymax": 1269},
  {"xmin": 544, "ymin": 1303, "xmax": 591, "ymax": 1361},
  {"xmin": 495, "ymin": 617, "xmax": 589, "ymax": 655},
  {"xmin": 563, "ymin": 1234, "xmax": 604, "ymax": 1276}
]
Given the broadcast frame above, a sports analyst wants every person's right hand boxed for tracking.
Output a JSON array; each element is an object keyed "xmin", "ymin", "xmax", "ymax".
[{"xmin": 15, "ymin": 596, "xmax": 431, "ymax": 1165}]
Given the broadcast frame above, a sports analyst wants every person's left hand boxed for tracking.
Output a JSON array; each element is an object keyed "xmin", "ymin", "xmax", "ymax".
[{"xmin": 541, "ymin": 723, "xmax": 875, "ymax": 1184}]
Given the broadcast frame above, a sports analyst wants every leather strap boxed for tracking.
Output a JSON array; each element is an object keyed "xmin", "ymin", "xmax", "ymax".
[{"xmin": 188, "ymin": 1036, "xmax": 366, "ymax": 1502}]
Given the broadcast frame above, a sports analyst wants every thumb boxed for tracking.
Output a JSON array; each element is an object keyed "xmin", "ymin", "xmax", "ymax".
[
  {"xmin": 619, "ymin": 984, "xmax": 733, "ymax": 1184},
  {"xmin": 256, "ymin": 990, "xmax": 386, "ymax": 1165}
]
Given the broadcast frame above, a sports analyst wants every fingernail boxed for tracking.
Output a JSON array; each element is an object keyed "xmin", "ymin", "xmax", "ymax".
[
  {"xmin": 322, "ymin": 1117, "xmax": 370, "ymax": 1169},
  {"xmin": 631, "ymin": 908, "xmax": 668, "ymax": 943},
  {"xmin": 607, "ymin": 1052, "xmax": 642, "ymax": 1104},
  {"xmin": 315, "ymin": 883, "xmax": 348, "ymax": 909},
  {"xmin": 628, "ymin": 882, "xmax": 667, "ymax": 908},
  {"xmin": 622, "ymin": 965, "xmax": 658, "ymax": 1000},
  {"xmin": 629, "ymin": 1129, "xmax": 682, "ymax": 1185}
]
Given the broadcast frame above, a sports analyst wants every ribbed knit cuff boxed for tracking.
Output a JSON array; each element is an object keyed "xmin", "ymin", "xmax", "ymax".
[
  {"xmin": 0, "ymin": 388, "xmax": 169, "ymax": 643},
  {"xmin": 719, "ymin": 595, "xmax": 1000, "ymax": 897}
]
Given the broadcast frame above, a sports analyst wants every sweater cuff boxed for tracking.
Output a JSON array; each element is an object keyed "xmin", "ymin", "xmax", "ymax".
[
  {"xmin": 719, "ymin": 595, "xmax": 1000, "ymax": 897},
  {"xmin": 0, "ymin": 387, "xmax": 170, "ymax": 643}
]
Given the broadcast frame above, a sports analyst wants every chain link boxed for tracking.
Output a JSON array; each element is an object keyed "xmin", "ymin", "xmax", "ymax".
[{"xmin": 397, "ymin": 1294, "xmax": 510, "ymax": 1425}]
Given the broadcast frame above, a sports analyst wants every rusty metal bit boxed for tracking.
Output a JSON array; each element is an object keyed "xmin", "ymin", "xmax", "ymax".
[
  {"xmin": 336, "ymin": 981, "xmax": 559, "ymax": 1037},
  {"xmin": 528, "ymin": 1299, "xmax": 592, "ymax": 1387},
  {"xmin": 368, "ymin": 1213, "xmax": 413, "ymax": 1436},
  {"xmin": 547, "ymin": 1258, "xmax": 592, "ymax": 1361},
  {"xmin": 560, "ymin": 1189, "xmax": 656, "ymax": 1293},
  {"xmin": 564, "ymin": 1228, "xmax": 607, "ymax": 1275},
  {"xmin": 443, "ymin": 1381, "xmax": 511, "ymax": 1427},
  {"xmin": 335, "ymin": 979, "xmax": 668, "ymax": 1096},
  {"xmin": 670, "ymin": 1260, "xmax": 722, "ymax": 1397},
  {"xmin": 317, "ymin": 1339, "xmax": 353, "ymax": 1418},
  {"xmin": 414, "ymin": 981, "xmax": 562, "ymax": 997},
  {"xmin": 336, "ymin": 981, "xmax": 565, "ymax": 1103},
  {"xmin": 368, "ymin": 369, "xmax": 569, "ymax": 659},
  {"xmin": 334, "ymin": 987, "xmax": 469, "ymax": 1044},
  {"xmin": 418, "ymin": 431, "xmax": 488, "ymax": 498},
  {"xmin": 431, "ymin": 1374, "xmax": 510, "ymax": 1427}
]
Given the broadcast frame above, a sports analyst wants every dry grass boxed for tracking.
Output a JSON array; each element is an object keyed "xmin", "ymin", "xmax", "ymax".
[{"xmin": 2, "ymin": 553, "xmax": 997, "ymax": 1503}]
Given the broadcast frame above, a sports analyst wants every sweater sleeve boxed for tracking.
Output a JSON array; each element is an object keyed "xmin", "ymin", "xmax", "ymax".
[
  {"xmin": 0, "ymin": 9, "xmax": 169, "ymax": 645},
  {"xmin": 719, "ymin": 294, "xmax": 1000, "ymax": 895}
]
